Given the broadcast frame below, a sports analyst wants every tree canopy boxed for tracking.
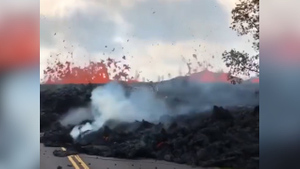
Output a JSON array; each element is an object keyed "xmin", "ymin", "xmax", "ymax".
[{"xmin": 222, "ymin": 0, "xmax": 259, "ymax": 83}]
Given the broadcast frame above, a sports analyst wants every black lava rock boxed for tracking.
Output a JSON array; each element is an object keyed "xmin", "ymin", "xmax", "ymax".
[{"xmin": 41, "ymin": 84, "xmax": 259, "ymax": 169}]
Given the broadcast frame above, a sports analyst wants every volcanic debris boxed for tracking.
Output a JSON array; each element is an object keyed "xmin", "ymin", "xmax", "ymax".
[{"xmin": 41, "ymin": 84, "xmax": 259, "ymax": 169}]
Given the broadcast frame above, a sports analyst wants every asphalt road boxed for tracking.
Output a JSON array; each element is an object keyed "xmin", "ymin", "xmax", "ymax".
[{"xmin": 40, "ymin": 144, "xmax": 218, "ymax": 169}]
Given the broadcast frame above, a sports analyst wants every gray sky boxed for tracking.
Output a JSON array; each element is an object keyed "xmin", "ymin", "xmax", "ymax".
[{"xmin": 40, "ymin": 0, "xmax": 255, "ymax": 81}]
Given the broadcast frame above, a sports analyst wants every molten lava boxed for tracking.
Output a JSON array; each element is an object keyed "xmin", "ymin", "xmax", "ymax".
[
  {"xmin": 42, "ymin": 58, "xmax": 133, "ymax": 84},
  {"xmin": 41, "ymin": 56, "xmax": 259, "ymax": 84}
]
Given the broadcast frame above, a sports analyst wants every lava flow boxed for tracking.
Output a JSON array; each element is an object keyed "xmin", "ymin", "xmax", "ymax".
[
  {"xmin": 41, "ymin": 58, "xmax": 259, "ymax": 84},
  {"xmin": 42, "ymin": 57, "xmax": 137, "ymax": 84},
  {"xmin": 40, "ymin": 59, "xmax": 259, "ymax": 169}
]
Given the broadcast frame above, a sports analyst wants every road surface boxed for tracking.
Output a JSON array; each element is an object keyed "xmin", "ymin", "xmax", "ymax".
[{"xmin": 40, "ymin": 144, "xmax": 218, "ymax": 169}]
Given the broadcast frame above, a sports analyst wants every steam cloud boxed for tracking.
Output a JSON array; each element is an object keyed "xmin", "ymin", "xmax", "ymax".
[{"xmin": 61, "ymin": 80, "xmax": 259, "ymax": 141}]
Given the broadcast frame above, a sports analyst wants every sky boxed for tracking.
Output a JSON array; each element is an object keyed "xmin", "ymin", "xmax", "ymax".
[{"xmin": 40, "ymin": 0, "xmax": 256, "ymax": 81}]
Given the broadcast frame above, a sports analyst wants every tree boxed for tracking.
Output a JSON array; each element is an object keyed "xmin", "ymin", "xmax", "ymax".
[{"xmin": 222, "ymin": 0, "xmax": 259, "ymax": 83}]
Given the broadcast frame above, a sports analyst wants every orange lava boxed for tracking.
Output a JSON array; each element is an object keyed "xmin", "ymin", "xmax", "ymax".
[
  {"xmin": 42, "ymin": 61, "xmax": 259, "ymax": 84},
  {"xmin": 42, "ymin": 54, "xmax": 259, "ymax": 84},
  {"xmin": 188, "ymin": 69, "xmax": 259, "ymax": 83},
  {"xmin": 42, "ymin": 58, "xmax": 133, "ymax": 84}
]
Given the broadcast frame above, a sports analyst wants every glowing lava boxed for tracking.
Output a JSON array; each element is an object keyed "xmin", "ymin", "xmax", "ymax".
[
  {"xmin": 42, "ymin": 58, "xmax": 132, "ymax": 84},
  {"xmin": 41, "ymin": 56, "xmax": 258, "ymax": 84}
]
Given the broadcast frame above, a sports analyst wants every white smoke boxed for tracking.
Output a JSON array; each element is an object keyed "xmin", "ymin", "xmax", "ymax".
[
  {"xmin": 61, "ymin": 80, "xmax": 258, "ymax": 141},
  {"xmin": 155, "ymin": 79, "xmax": 259, "ymax": 114},
  {"xmin": 64, "ymin": 81, "xmax": 170, "ymax": 139},
  {"xmin": 60, "ymin": 106, "xmax": 93, "ymax": 127},
  {"xmin": 89, "ymin": 82, "xmax": 169, "ymax": 128}
]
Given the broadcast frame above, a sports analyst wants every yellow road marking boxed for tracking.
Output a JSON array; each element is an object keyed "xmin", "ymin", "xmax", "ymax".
[
  {"xmin": 67, "ymin": 156, "xmax": 81, "ymax": 169},
  {"xmin": 74, "ymin": 155, "xmax": 90, "ymax": 169},
  {"xmin": 61, "ymin": 147, "xmax": 81, "ymax": 169},
  {"xmin": 61, "ymin": 147, "xmax": 90, "ymax": 169}
]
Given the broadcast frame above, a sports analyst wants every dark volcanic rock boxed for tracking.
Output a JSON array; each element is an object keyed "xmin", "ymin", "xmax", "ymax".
[
  {"xmin": 40, "ymin": 84, "xmax": 98, "ymax": 131},
  {"xmin": 40, "ymin": 84, "xmax": 259, "ymax": 169},
  {"xmin": 40, "ymin": 122, "xmax": 73, "ymax": 147},
  {"xmin": 41, "ymin": 109, "xmax": 258, "ymax": 168},
  {"xmin": 53, "ymin": 149, "xmax": 77, "ymax": 157},
  {"xmin": 212, "ymin": 105, "xmax": 234, "ymax": 121}
]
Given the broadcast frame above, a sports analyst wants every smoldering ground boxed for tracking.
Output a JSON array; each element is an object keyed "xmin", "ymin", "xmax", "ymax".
[
  {"xmin": 40, "ymin": 78, "xmax": 259, "ymax": 169},
  {"xmin": 59, "ymin": 80, "xmax": 258, "ymax": 137}
]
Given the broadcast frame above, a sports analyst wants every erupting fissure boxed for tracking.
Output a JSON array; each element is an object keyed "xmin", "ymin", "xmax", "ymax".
[
  {"xmin": 42, "ymin": 58, "xmax": 134, "ymax": 84},
  {"xmin": 41, "ymin": 75, "xmax": 259, "ymax": 169},
  {"xmin": 41, "ymin": 55, "xmax": 258, "ymax": 84},
  {"xmin": 42, "ymin": 53, "xmax": 259, "ymax": 151}
]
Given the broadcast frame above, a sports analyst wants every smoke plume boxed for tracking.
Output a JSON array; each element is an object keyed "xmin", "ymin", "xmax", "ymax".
[{"xmin": 61, "ymin": 79, "xmax": 258, "ymax": 140}]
